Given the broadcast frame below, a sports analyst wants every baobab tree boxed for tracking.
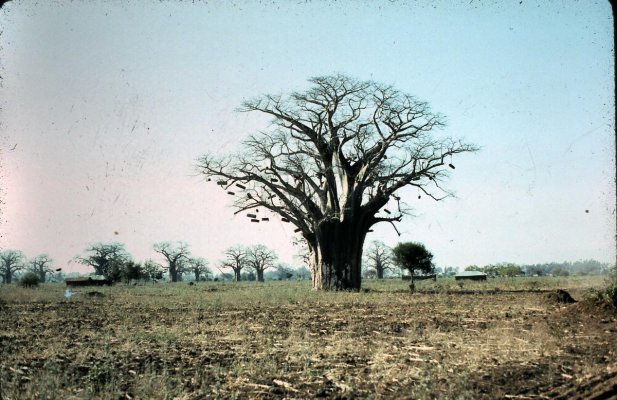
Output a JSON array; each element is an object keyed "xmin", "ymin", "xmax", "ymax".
[
  {"xmin": 153, "ymin": 242, "xmax": 190, "ymax": 282},
  {"xmin": 28, "ymin": 254, "xmax": 54, "ymax": 283},
  {"xmin": 363, "ymin": 241, "xmax": 394, "ymax": 279},
  {"xmin": 0, "ymin": 249, "xmax": 25, "ymax": 284},
  {"xmin": 186, "ymin": 257, "xmax": 211, "ymax": 282},
  {"xmin": 246, "ymin": 244, "xmax": 277, "ymax": 282},
  {"xmin": 196, "ymin": 74, "xmax": 477, "ymax": 290},
  {"xmin": 220, "ymin": 245, "xmax": 247, "ymax": 282},
  {"xmin": 75, "ymin": 242, "xmax": 131, "ymax": 280}
]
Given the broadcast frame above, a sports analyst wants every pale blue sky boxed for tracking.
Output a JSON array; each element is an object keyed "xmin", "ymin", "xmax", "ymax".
[{"xmin": 0, "ymin": 1, "xmax": 614, "ymax": 273}]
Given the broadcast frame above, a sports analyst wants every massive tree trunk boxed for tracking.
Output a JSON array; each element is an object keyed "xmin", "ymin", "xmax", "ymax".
[
  {"xmin": 256, "ymin": 270, "xmax": 265, "ymax": 282},
  {"xmin": 376, "ymin": 261, "xmax": 385, "ymax": 279},
  {"xmin": 169, "ymin": 264, "xmax": 178, "ymax": 282},
  {"xmin": 311, "ymin": 219, "xmax": 369, "ymax": 291}
]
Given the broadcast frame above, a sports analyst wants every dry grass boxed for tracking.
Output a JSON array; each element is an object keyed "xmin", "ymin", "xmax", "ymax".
[{"xmin": 0, "ymin": 276, "xmax": 615, "ymax": 399}]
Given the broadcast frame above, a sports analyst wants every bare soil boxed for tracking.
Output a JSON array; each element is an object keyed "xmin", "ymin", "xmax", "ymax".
[{"xmin": 0, "ymin": 284, "xmax": 615, "ymax": 399}]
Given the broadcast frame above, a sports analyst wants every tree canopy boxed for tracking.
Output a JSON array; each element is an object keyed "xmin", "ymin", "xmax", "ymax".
[{"xmin": 392, "ymin": 242, "xmax": 434, "ymax": 276}]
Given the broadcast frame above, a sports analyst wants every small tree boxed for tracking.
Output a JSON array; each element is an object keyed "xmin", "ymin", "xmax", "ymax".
[
  {"xmin": 295, "ymin": 265, "xmax": 311, "ymax": 280},
  {"xmin": 0, "ymin": 250, "xmax": 25, "ymax": 284},
  {"xmin": 363, "ymin": 240, "xmax": 394, "ymax": 279},
  {"xmin": 392, "ymin": 242, "xmax": 434, "ymax": 292},
  {"xmin": 122, "ymin": 261, "xmax": 144, "ymax": 284},
  {"xmin": 153, "ymin": 242, "xmax": 191, "ymax": 282},
  {"xmin": 220, "ymin": 245, "xmax": 247, "ymax": 282},
  {"xmin": 143, "ymin": 259, "xmax": 164, "ymax": 281},
  {"xmin": 495, "ymin": 263, "xmax": 523, "ymax": 277},
  {"xmin": 187, "ymin": 257, "xmax": 211, "ymax": 281},
  {"xmin": 20, "ymin": 272, "xmax": 39, "ymax": 288},
  {"xmin": 275, "ymin": 263, "xmax": 295, "ymax": 280},
  {"xmin": 246, "ymin": 245, "xmax": 277, "ymax": 282},
  {"xmin": 28, "ymin": 254, "xmax": 54, "ymax": 283}
]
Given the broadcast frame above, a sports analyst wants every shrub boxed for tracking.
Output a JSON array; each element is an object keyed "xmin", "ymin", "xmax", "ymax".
[
  {"xmin": 590, "ymin": 267, "xmax": 617, "ymax": 307},
  {"xmin": 20, "ymin": 272, "xmax": 40, "ymax": 288}
]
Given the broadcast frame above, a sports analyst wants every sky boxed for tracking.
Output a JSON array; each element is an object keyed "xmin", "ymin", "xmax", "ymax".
[{"xmin": 0, "ymin": 0, "xmax": 615, "ymax": 274}]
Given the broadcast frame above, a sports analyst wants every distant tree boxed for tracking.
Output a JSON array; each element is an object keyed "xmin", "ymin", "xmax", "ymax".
[
  {"xmin": 246, "ymin": 245, "xmax": 278, "ymax": 282},
  {"xmin": 122, "ymin": 261, "xmax": 144, "ymax": 283},
  {"xmin": 363, "ymin": 240, "xmax": 394, "ymax": 279},
  {"xmin": 153, "ymin": 242, "xmax": 191, "ymax": 282},
  {"xmin": 0, "ymin": 250, "xmax": 25, "ymax": 284},
  {"xmin": 20, "ymin": 272, "xmax": 39, "ymax": 288},
  {"xmin": 241, "ymin": 270, "xmax": 257, "ymax": 281},
  {"xmin": 443, "ymin": 266, "xmax": 458, "ymax": 276},
  {"xmin": 196, "ymin": 74, "xmax": 478, "ymax": 290},
  {"xmin": 217, "ymin": 272, "xmax": 234, "ymax": 281},
  {"xmin": 295, "ymin": 265, "xmax": 311, "ymax": 280},
  {"xmin": 220, "ymin": 245, "xmax": 248, "ymax": 282},
  {"xmin": 392, "ymin": 242, "xmax": 434, "ymax": 292},
  {"xmin": 495, "ymin": 263, "xmax": 523, "ymax": 277},
  {"xmin": 186, "ymin": 257, "xmax": 211, "ymax": 282},
  {"xmin": 570, "ymin": 259, "xmax": 610, "ymax": 275},
  {"xmin": 75, "ymin": 242, "xmax": 131, "ymax": 281},
  {"xmin": 464, "ymin": 265, "xmax": 480, "ymax": 272},
  {"xmin": 28, "ymin": 254, "xmax": 53, "ymax": 283},
  {"xmin": 143, "ymin": 259, "xmax": 164, "ymax": 281},
  {"xmin": 275, "ymin": 263, "xmax": 295, "ymax": 280}
]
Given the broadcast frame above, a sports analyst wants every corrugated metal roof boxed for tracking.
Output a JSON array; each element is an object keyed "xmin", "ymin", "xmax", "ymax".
[{"xmin": 456, "ymin": 271, "xmax": 487, "ymax": 277}]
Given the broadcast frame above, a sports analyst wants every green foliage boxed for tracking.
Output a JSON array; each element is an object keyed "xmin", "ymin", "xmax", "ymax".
[
  {"xmin": 523, "ymin": 259, "xmax": 610, "ymax": 276},
  {"xmin": 20, "ymin": 272, "xmax": 40, "ymax": 288},
  {"xmin": 392, "ymin": 242, "xmax": 434, "ymax": 276},
  {"xmin": 123, "ymin": 261, "xmax": 144, "ymax": 283},
  {"xmin": 595, "ymin": 266, "xmax": 617, "ymax": 307}
]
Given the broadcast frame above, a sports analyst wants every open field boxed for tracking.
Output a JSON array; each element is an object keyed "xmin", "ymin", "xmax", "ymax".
[{"xmin": 1, "ymin": 276, "xmax": 615, "ymax": 399}]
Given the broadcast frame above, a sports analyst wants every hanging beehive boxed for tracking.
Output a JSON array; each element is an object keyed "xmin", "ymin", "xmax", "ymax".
[
  {"xmin": 281, "ymin": 218, "xmax": 290, "ymax": 222},
  {"xmin": 368, "ymin": 229, "xmax": 374, "ymax": 232},
  {"xmin": 383, "ymin": 209, "xmax": 391, "ymax": 214},
  {"xmin": 236, "ymin": 183, "xmax": 246, "ymax": 189},
  {"xmin": 294, "ymin": 228, "xmax": 301, "ymax": 232},
  {"xmin": 449, "ymin": 163, "xmax": 455, "ymax": 169},
  {"xmin": 247, "ymin": 214, "xmax": 257, "ymax": 218},
  {"xmin": 217, "ymin": 180, "xmax": 228, "ymax": 186},
  {"xmin": 251, "ymin": 219, "xmax": 260, "ymax": 223},
  {"xmin": 261, "ymin": 217, "xmax": 269, "ymax": 221},
  {"xmin": 393, "ymin": 195, "xmax": 400, "ymax": 201},
  {"xmin": 271, "ymin": 178, "xmax": 278, "ymax": 182},
  {"xmin": 227, "ymin": 191, "xmax": 235, "ymax": 195}
]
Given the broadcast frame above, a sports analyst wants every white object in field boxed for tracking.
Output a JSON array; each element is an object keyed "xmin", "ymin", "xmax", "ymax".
[{"xmin": 64, "ymin": 289, "xmax": 74, "ymax": 298}]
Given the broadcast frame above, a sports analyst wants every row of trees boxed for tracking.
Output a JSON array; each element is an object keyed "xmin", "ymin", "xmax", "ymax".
[
  {"xmin": 73, "ymin": 241, "xmax": 305, "ymax": 284},
  {"xmin": 462, "ymin": 259, "xmax": 613, "ymax": 278},
  {"xmin": 521, "ymin": 260, "xmax": 612, "ymax": 277},
  {"xmin": 0, "ymin": 250, "xmax": 57, "ymax": 284}
]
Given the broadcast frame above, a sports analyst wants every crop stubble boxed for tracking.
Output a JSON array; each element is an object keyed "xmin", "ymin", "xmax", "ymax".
[{"xmin": 0, "ymin": 279, "xmax": 615, "ymax": 399}]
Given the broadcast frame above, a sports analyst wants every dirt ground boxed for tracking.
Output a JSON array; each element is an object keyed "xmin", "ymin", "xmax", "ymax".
[{"xmin": 0, "ymin": 282, "xmax": 615, "ymax": 399}]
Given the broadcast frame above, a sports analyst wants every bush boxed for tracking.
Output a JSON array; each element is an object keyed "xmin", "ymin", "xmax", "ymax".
[
  {"xmin": 591, "ymin": 267, "xmax": 617, "ymax": 307},
  {"xmin": 20, "ymin": 272, "xmax": 40, "ymax": 288}
]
